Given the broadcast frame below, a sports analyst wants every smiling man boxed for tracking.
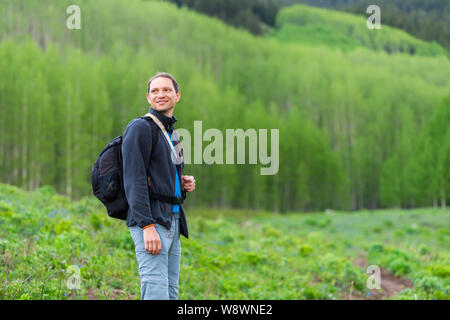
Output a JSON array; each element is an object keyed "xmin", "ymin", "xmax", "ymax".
[{"xmin": 122, "ymin": 72, "xmax": 196, "ymax": 300}]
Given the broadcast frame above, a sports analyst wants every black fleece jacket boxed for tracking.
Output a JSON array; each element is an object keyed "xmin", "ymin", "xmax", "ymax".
[{"xmin": 121, "ymin": 107, "xmax": 189, "ymax": 238}]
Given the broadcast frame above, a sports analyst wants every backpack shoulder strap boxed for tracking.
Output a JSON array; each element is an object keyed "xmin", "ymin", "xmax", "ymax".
[
  {"xmin": 143, "ymin": 113, "xmax": 177, "ymax": 157},
  {"xmin": 139, "ymin": 115, "xmax": 158, "ymax": 150}
]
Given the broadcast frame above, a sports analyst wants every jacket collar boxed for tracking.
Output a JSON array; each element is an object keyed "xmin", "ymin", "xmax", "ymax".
[{"xmin": 149, "ymin": 107, "xmax": 177, "ymax": 133}]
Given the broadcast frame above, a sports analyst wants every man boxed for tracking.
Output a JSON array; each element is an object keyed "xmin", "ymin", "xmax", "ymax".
[{"xmin": 122, "ymin": 72, "xmax": 196, "ymax": 300}]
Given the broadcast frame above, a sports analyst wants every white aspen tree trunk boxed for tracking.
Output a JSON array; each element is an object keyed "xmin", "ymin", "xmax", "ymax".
[
  {"xmin": 274, "ymin": 173, "xmax": 280, "ymax": 213},
  {"xmin": 22, "ymin": 86, "xmax": 28, "ymax": 189},
  {"xmin": 337, "ymin": 101, "xmax": 349, "ymax": 209},
  {"xmin": 345, "ymin": 100, "xmax": 357, "ymax": 211},
  {"xmin": 12, "ymin": 146, "xmax": 18, "ymax": 184},
  {"xmin": 75, "ymin": 95, "xmax": 81, "ymax": 199},
  {"xmin": 7, "ymin": 4, "xmax": 13, "ymax": 37},
  {"xmin": 66, "ymin": 98, "xmax": 72, "ymax": 198},
  {"xmin": 92, "ymin": 89, "xmax": 97, "ymax": 188},
  {"xmin": 32, "ymin": 102, "xmax": 42, "ymax": 190},
  {"xmin": 0, "ymin": 81, "xmax": 5, "ymax": 181},
  {"xmin": 441, "ymin": 186, "xmax": 446, "ymax": 209},
  {"xmin": 36, "ymin": 163, "xmax": 41, "ymax": 188}
]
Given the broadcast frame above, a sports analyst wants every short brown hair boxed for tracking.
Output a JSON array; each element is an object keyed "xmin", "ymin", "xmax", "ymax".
[{"xmin": 147, "ymin": 72, "xmax": 179, "ymax": 94}]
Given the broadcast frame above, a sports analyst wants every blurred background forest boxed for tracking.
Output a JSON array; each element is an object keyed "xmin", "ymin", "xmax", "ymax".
[{"xmin": 0, "ymin": 0, "xmax": 449, "ymax": 213}]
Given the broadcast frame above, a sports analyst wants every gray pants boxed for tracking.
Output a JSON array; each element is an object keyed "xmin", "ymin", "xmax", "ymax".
[{"xmin": 129, "ymin": 213, "xmax": 181, "ymax": 300}]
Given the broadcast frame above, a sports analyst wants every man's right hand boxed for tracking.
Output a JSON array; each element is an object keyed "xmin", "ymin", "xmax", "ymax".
[{"xmin": 143, "ymin": 226, "xmax": 161, "ymax": 255}]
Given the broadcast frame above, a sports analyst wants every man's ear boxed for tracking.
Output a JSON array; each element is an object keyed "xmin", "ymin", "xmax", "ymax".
[{"xmin": 176, "ymin": 91, "xmax": 181, "ymax": 102}]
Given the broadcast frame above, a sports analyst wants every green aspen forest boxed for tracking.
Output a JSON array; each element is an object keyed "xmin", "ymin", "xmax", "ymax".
[{"xmin": 0, "ymin": 0, "xmax": 449, "ymax": 301}]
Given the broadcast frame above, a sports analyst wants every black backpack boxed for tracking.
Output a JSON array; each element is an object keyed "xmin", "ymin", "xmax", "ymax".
[{"xmin": 91, "ymin": 116, "xmax": 157, "ymax": 220}]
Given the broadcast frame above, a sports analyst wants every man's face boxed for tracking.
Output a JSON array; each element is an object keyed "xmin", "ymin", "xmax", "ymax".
[{"xmin": 147, "ymin": 77, "xmax": 181, "ymax": 114}]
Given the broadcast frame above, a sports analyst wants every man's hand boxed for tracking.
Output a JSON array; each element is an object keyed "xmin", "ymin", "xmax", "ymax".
[
  {"xmin": 181, "ymin": 175, "xmax": 196, "ymax": 192},
  {"xmin": 143, "ymin": 226, "xmax": 161, "ymax": 255}
]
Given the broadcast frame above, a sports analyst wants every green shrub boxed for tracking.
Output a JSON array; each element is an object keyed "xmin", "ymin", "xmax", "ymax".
[
  {"xmin": 299, "ymin": 244, "xmax": 313, "ymax": 257},
  {"xmin": 317, "ymin": 218, "xmax": 332, "ymax": 228},
  {"xmin": 53, "ymin": 219, "xmax": 72, "ymax": 235},
  {"xmin": 427, "ymin": 265, "xmax": 450, "ymax": 278},
  {"xmin": 372, "ymin": 226, "xmax": 383, "ymax": 233},
  {"xmin": 388, "ymin": 258, "xmax": 412, "ymax": 276},
  {"xmin": 35, "ymin": 185, "xmax": 57, "ymax": 196},
  {"xmin": 263, "ymin": 225, "xmax": 282, "ymax": 238},
  {"xmin": 383, "ymin": 219, "xmax": 394, "ymax": 228},
  {"xmin": 304, "ymin": 218, "xmax": 317, "ymax": 226},
  {"xmin": 0, "ymin": 200, "xmax": 14, "ymax": 218},
  {"xmin": 368, "ymin": 243, "xmax": 385, "ymax": 257},
  {"xmin": 90, "ymin": 214, "xmax": 102, "ymax": 231},
  {"xmin": 419, "ymin": 245, "xmax": 430, "ymax": 255},
  {"xmin": 415, "ymin": 276, "xmax": 443, "ymax": 293}
]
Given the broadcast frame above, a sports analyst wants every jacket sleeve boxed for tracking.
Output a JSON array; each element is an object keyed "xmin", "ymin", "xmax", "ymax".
[{"xmin": 121, "ymin": 118, "xmax": 154, "ymax": 228}]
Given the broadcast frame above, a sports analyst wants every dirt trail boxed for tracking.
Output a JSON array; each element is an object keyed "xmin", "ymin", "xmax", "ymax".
[{"xmin": 343, "ymin": 256, "xmax": 414, "ymax": 300}]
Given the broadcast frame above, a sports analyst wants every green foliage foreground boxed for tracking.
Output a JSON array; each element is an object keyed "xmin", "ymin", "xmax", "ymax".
[{"xmin": 0, "ymin": 183, "xmax": 449, "ymax": 300}]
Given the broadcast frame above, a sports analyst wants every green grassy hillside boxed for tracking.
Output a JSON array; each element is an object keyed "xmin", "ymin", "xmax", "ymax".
[
  {"xmin": 1, "ymin": 183, "xmax": 448, "ymax": 299},
  {"xmin": 271, "ymin": 0, "xmax": 450, "ymax": 51},
  {"xmin": 270, "ymin": 4, "xmax": 448, "ymax": 56}
]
